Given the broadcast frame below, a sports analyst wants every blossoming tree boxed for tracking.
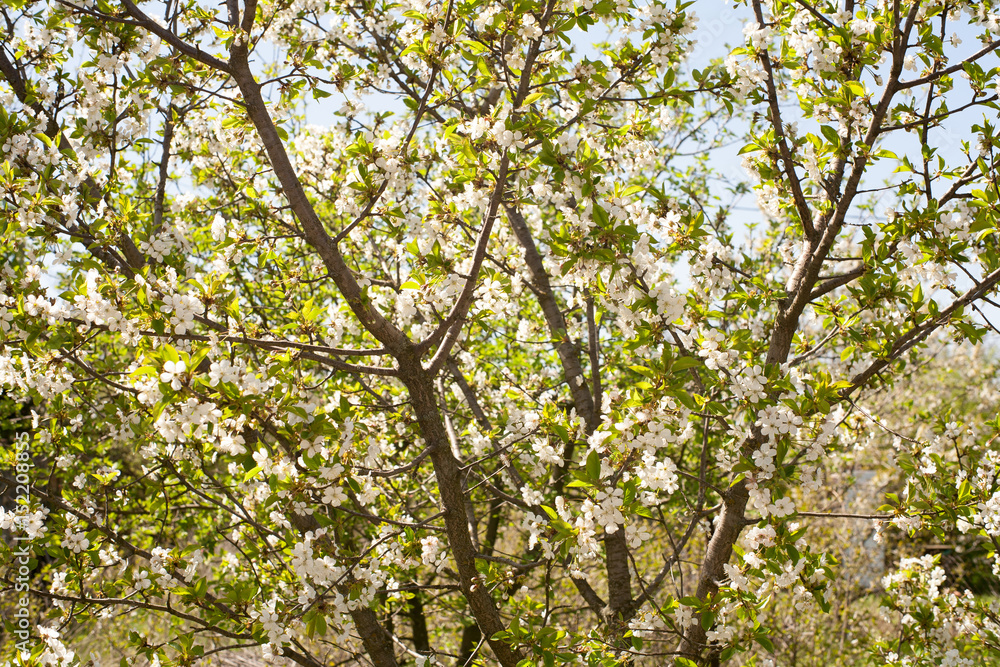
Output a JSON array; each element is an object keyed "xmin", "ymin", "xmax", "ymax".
[{"xmin": 3, "ymin": 0, "xmax": 1000, "ymax": 664}]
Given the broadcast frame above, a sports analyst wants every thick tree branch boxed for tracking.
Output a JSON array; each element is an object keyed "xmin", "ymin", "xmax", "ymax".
[
  {"xmin": 401, "ymin": 368, "xmax": 524, "ymax": 667},
  {"xmin": 228, "ymin": 43, "xmax": 410, "ymax": 354},
  {"xmin": 751, "ymin": 0, "xmax": 816, "ymax": 239},
  {"xmin": 120, "ymin": 0, "xmax": 233, "ymax": 73},
  {"xmin": 897, "ymin": 38, "xmax": 1000, "ymax": 90},
  {"xmin": 504, "ymin": 206, "xmax": 595, "ymax": 426},
  {"xmin": 842, "ymin": 266, "xmax": 1000, "ymax": 398}
]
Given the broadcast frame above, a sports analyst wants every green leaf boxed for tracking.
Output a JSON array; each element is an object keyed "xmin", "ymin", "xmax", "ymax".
[
  {"xmin": 586, "ymin": 450, "xmax": 602, "ymax": 481},
  {"xmin": 521, "ymin": 91, "xmax": 546, "ymax": 106},
  {"xmin": 844, "ymin": 80, "xmax": 865, "ymax": 96},
  {"xmin": 462, "ymin": 39, "xmax": 489, "ymax": 55},
  {"xmin": 674, "ymin": 390, "xmax": 698, "ymax": 410},
  {"xmin": 756, "ymin": 633, "xmax": 775, "ymax": 653},
  {"xmin": 671, "ymin": 357, "xmax": 700, "ymax": 372}
]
